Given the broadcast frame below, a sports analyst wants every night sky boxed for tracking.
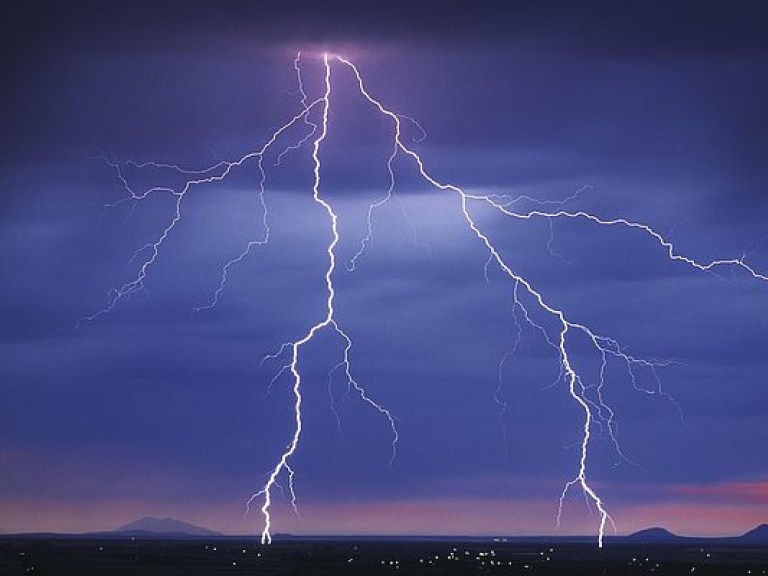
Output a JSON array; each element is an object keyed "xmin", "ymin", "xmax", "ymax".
[{"xmin": 1, "ymin": 1, "xmax": 767, "ymax": 538}]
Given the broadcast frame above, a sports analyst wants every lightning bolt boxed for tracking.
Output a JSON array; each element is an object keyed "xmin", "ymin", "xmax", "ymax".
[
  {"xmin": 82, "ymin": 52, "xmax": 768, "ymax": 548},
  {"xmin": 242, "ymin": 54, "xmax": 396, "ymax": 545}
]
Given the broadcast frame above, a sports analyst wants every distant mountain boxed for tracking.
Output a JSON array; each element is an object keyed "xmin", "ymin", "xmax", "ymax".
[
  {"xmin": 738, "ymin": 524, "xmax": 768, "ymax": 543},
  {"xmin": 624, "ymin": 527, "xmax": 681, "ymax": 543},
  {"xmin": 116, "ymin": 517, "xmax": 221, "ymax": 537},
  {"xmin": 622, "ymin": 524, "xmax": 768, "ymax": 545}
]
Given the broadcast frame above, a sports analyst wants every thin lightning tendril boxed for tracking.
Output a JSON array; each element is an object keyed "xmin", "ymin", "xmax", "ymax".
[
  {"xmin": 83, "ymin": 52, "xmax": 768, "ymax": 548},
  {"xmin": 79, "ymin": 99, "xmax": 324, "ymax": 326}
]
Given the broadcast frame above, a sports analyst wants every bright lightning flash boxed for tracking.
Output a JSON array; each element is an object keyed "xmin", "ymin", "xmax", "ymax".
[{"xmin": 82, "ymin": 52, "xmax": 768, "ymax": 548}]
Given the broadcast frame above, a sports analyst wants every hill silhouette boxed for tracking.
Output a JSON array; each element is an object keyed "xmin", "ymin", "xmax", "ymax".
[
  {"xmin": 739, "ymin": 523, "xmax": 768, "ymax": 543},
  {"xmin": 117, "ymin": 517, "xmax": 221, "ymax": 537},
  {"xmin": 625, "ymin": 527, "xmax": 681, "ymax": 543}
]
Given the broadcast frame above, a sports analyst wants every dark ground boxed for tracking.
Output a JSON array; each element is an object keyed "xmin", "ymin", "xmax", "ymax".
[{"xmin": 1, "ymin": 538, "xmax": 767, "ymax": 575}]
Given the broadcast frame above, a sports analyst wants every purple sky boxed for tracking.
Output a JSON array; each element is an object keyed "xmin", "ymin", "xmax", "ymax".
[{"xmin": 1, "ymin": 1, "xmax": 768, "ymax": 538}]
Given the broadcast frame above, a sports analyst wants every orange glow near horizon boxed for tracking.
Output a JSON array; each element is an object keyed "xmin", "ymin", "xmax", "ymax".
[{"xmin": 1, "ymin": 494, "xmax": 765, "ymax": 537}]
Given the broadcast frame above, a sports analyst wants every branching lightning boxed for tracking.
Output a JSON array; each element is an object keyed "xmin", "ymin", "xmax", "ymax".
[{"xmin": 82, "ymin": 52, "xmax": 768, "ymax": 548}]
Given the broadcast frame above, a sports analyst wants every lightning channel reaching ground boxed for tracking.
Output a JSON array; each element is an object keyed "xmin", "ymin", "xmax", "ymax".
[
  {"xmin": 240, "ymin": 54, "xmax": 397, "ymax": 545},
  {"xmin": 83, "ymin": 52, "xmax": 768, "ymax": 548}
]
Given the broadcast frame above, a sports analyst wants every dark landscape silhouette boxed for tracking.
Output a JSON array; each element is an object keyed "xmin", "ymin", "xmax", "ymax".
[{"xmin": 2, "ymin": 517, "xmax": 767, "ymax": 575}]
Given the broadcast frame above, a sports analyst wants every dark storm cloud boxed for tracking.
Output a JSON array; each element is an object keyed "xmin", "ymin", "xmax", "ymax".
[
  {"xmin": 2, "ymin": 0, "xmax": 768, "ymax": 536},
  {"xmin": 4, "ymin": 0, "xmax": 768, "ymax": 55},
  {"xmin": 3, "ymin": 0, "xmax": 768, "ymax": 158},
  {"xmin": 3, "ymin": 1, "xmax": 768, "ymax": 229}
]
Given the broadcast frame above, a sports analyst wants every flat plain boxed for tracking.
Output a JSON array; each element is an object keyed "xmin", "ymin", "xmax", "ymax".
[{"xmin": 1, "ymin": 538, "xmax": 767, "ymax": 575}]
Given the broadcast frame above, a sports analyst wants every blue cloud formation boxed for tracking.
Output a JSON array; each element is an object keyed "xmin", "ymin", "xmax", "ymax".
[{"xmin": 1, "ymin": 0, "xmax": 767, "ymax": 536}]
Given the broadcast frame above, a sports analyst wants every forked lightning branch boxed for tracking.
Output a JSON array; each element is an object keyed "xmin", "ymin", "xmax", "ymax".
[{"xmin": 84, "ymin": 53, "xmax": 767, "ymax": 547}]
